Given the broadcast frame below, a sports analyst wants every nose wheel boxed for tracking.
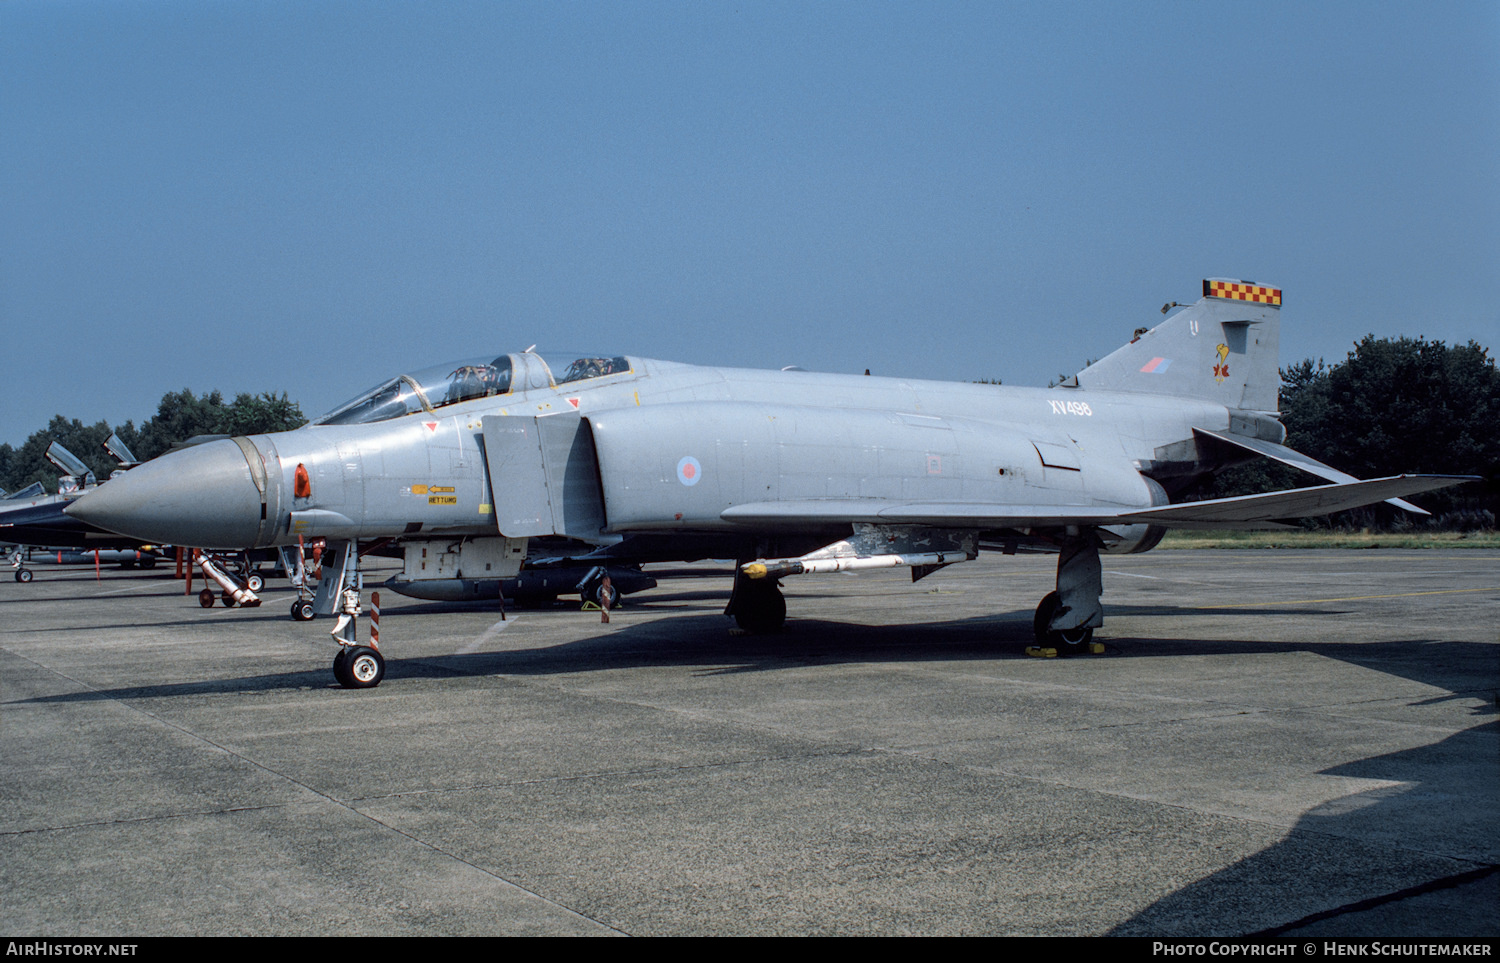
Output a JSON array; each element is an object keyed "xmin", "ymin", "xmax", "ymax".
[{"xmin": 333, "ymin": 646, "xmax": 385, "ymax": 688}]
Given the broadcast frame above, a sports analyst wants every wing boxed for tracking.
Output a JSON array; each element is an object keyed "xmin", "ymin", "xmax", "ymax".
[{"xmin": 720, "ymin": 474, "xmax": 1476, "ymax": 531}]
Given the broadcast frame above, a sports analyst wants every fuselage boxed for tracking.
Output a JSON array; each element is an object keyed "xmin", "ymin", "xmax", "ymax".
[{"xmin": 66, "ymin": 354, "xmax": 1266, "ymax": 553}]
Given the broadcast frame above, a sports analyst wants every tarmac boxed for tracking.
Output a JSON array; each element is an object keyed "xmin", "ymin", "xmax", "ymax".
[{"xmin": 1, "ymin": 549, "xmax": 1496, "ymax": 937}]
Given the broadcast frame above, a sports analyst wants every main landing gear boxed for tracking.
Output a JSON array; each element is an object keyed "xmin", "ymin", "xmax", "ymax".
[
  {"xmin": 725, "ymin": 568, "xmax": 786, "ymax": 633},
  {"xmin": 1028, "ymin": 533, "xmax": 1105, "ymax": 658},
  {"xmin": 1032, "ymin": 591, "xmax": 1094, "ymax": 654}
]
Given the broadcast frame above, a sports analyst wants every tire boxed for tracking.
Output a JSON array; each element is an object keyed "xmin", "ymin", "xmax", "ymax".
[
  {"xmin": 17, "ymin": 569, "xmax": 33, "ymax": 583},
  {"xmin": 139, "ymin": 556, "xmax": 156, "ymax": 569},
  {"xmin": 246, "ymin": 573, "xmax": 264, "ymax": 593},
  {"xmin": 221, "ymin": 590, "xmax": 236, "ymax": 608},
  {"xmin": 1050, "ymin": 625, "xmax": 1094, "ymax": 655},
  {"xmin": 341, "ymin": 646, "xmax": 385, "ymax": 689},
  {"xmin": 733, "ymin": 582, "xmax": 786, "ymax": 634},
  {"xmin": 1033, "ymin": 591, "xmax": 1059, "ymax": 643},
  {"xmin": 332, "ymin": 648, "xmax": 353, "ymax": 687},
  {"xmin": 292, "ymin": 599, "xmax": 315, "ymax": 621},
  {"xmin": 199, "ymin": 588, "xmax": 216, "ymax": 608},
  {"xmin": 1034, "ymin": 591, "xmax": 1092, "ymax": 654}
]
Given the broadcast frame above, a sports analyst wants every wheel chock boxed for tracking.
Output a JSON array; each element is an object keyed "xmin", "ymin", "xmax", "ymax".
[
  {"xmin": 1026, "ymin": 646, "xmax": 1058, "ymax": 658},
  {"xmin": 1089, "ymin": 642, "xmax": 1105, "ymax": 654}
]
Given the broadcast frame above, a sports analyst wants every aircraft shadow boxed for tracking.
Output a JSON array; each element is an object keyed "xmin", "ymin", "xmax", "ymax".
[
  {"xmin": 1106, "ymin": 720, "xmax": 1500, "ymax": 937},
  {"xmin": 10, "ymin": 606, "xmax": 1494, "ymax": 707}
]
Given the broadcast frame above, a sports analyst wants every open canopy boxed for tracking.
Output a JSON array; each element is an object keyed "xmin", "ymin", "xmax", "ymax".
[{"xmin": 312, "ymin": 353, "xmax": 633, "ymax": 427}]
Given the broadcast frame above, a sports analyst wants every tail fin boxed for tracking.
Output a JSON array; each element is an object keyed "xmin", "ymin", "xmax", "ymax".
[{"xmin": 1073, "ymin": 279, "xmax": 1281, "ymax": 412}]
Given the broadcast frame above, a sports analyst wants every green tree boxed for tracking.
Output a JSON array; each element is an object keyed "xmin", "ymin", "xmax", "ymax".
[
  {"xmin": 132, "ymin": 389, "xmax": 306, "ymax": 461},
  {"xmin": 221, "ymin": 392, "xmax": 306, "ymax": 439}
]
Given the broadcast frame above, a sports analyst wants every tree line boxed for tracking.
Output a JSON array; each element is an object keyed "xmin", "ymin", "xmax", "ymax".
[{"xmin": 0, "ymin": 390, "xmax": 306, "ymax": 494}]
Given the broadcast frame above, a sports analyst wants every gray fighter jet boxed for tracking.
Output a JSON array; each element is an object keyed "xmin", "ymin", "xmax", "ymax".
[{"xmin": 68, "ymin": 279, "xmax": 1474, "ymax": 688}]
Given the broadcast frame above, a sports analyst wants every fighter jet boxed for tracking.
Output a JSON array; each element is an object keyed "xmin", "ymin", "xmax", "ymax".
[{"xmin": 68, "ymin": 279, "xmax": 1474, "ymax": 688}]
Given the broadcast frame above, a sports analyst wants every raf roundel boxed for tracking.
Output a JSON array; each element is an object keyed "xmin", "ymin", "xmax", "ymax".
[{"xmin": 676, "ymin": 455, "xmax": 703, "ymax": 487}]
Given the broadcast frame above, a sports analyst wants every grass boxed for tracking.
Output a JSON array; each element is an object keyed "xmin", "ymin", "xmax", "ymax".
[{"xmin": 1159, "ymin": 530, "xmax": 1500, "ymax": 550}]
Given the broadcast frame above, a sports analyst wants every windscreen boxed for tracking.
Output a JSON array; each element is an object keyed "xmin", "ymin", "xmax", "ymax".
[{"xmin": 313, "ymin": 356, "xmax": 514, "ymax": 426}]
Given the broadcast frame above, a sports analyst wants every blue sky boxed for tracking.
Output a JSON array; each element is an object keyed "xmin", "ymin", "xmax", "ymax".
[{"xmin": 2, "ymin": 0, "xmax": 1496, "ymax": 446}]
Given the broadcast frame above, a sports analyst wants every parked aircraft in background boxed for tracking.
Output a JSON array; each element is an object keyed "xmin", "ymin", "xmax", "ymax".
[
  {"xmin": 2, "ymin": 436, "xmax": 159, "ymax": 581},
  {"xmin": 69, "ymin": 279, "xmax": 1474, "ymax": 687}
]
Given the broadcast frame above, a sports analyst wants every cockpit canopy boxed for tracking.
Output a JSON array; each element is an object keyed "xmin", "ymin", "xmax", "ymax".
[{"xmin": 312, "ymin": 353, "xmax": 632, "ymax": 427}]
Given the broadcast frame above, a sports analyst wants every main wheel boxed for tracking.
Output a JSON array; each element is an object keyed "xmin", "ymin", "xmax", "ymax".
[
  {"xmin": 340, "ymin": 646, "xmax": 385, "ymax": 689},
  {"xmin": 246, "ymin": 573, "xmax": 265, "ymax": 593},
  {"xmin": 199, "ymin": 588, "xmax": 216, "ymax": 608},
  {"xmin": 291, "ymin": 599, "xmax": 315, "ymax": 621},
  {"xmin": 1033, "ymin": 591, "xmax": 1093, "ymax": 654},
  {"xmin": 1051, "ymin": 624, "xmax": 1094, "ymax": 655},
  {"xmin": 733, "ymin": 581, "xmax": 786, "ymax": 634},
  {"xmin": 16, "ymin": 569, "xmax": 33, "ymax": 583}
]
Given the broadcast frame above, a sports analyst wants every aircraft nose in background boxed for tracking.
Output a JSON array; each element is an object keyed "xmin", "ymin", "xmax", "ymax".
[{"xmin": 65, "ymin": 439, "xmax": 266, "ymax": 549}]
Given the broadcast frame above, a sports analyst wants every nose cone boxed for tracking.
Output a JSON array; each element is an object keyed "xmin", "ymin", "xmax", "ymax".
[{"xmin": 66, "ymin": 440, "xmax": 265, "ymax": 548}]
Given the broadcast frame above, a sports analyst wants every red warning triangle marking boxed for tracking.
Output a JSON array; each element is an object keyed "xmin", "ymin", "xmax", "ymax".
[
  {"xmin": 424, "ymin": 422, "xmax": 439, "ymax": 432},
  {"xmin": 567, "ymin": 397, "xmax": 580, "ymax": 409}
]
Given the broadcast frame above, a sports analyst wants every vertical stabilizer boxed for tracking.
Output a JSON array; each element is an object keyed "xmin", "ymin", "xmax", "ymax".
[{"xmin": 1073, "ymin": 279, "xmax": 1281, "ymax": 412}]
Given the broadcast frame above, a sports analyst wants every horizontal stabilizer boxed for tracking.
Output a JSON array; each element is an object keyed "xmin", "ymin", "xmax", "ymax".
[
  {"xmin": 1196, "ymin": 428, "xmax": 1427, "ymax": 514},
  {"xmin": 1117, "ymin": 474, "xmax": 1476, "ymax": 527}
]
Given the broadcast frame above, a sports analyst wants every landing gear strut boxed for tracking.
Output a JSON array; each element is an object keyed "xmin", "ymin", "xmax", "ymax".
[
  {"xmin": 726, "ymin": 569, "xmax": 786, "ymax": 633},
  {"xmin": 320, "ymin": 541, "xmax": 385, "ymax": 689}
]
